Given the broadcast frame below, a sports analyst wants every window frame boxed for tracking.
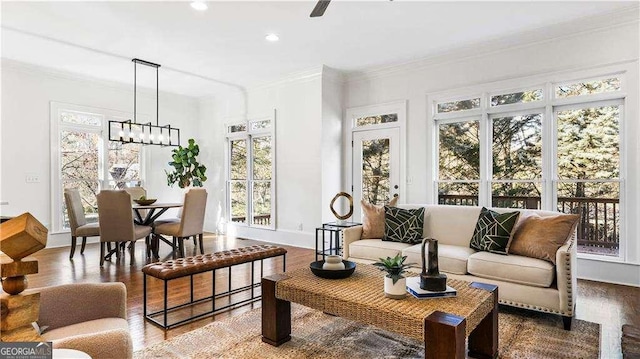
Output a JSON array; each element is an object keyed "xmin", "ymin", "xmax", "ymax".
[
  {"xmin": 50, "ymin": 102, "xmax": 146, "ymax": 234},
  {"xmin": 224, "ymin": 112, "xmax": 277, "ymax": 230},
  {"xmin": 428, "ymin": 63, "xmax": 631, "ymax": 262}
]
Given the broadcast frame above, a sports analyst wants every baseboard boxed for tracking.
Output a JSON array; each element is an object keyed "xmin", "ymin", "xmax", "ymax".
[{"xmin": 577, "ymin": 258, "xmax": 640, "ymax": 287}]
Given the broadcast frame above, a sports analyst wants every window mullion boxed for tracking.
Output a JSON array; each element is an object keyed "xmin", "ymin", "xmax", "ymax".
[{"xmin": 479, "ymin": 92, "xmax": 490, "ymax": 207}]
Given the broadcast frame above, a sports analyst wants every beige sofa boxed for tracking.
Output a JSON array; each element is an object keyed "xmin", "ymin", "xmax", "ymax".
[{"xmin": 343, "ymin": 204, "xmax": 577, "ymax": 330}]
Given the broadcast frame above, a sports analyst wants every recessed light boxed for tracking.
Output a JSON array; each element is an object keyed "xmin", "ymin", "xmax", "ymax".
[
  {"xmin": 190, "ymin": 1, "xmax": 208, "ymax": 11},
  {"xmin": 265, "ymin": 34, "xmax": 279, "ymax": 42}
]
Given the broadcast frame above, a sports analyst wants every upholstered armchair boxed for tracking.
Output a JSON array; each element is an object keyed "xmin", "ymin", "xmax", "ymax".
[{"xmin": 38, "ymin": 282, "xmax": 132, "ymax": 359}]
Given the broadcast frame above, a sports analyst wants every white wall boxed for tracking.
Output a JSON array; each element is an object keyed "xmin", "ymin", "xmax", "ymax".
[
  {"xmin": 344, "ymin": 21, "xmax": 640, "ymax": 285},
  {"xmin": 203, "ymin": 70, "xmax": 332, "ymax": 249},
  {"xmin": 321, "ymin": 66, "xmax": 345, "ymax": 223},
  {"xmin": 0, "ymin": 60, "xmax": 200, "ymax": 247}
]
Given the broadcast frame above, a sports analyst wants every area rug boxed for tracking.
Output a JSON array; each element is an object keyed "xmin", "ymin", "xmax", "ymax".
[{"xmin": 135, "ymin": 304, "xmax": 599, "ymax": 359}]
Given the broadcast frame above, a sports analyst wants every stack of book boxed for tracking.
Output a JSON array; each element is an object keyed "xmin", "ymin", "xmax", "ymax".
[{"xmin": 406, "ymin": 277, "xmax": 457, "ymax": 299}]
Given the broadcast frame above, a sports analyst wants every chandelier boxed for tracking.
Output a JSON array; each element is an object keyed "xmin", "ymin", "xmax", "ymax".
[{"xmin": 108, "ymin": 58, "xmax": 180, "ymax": 147}]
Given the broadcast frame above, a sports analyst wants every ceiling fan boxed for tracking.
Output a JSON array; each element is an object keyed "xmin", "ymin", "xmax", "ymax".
[{"xmin": 310, "ymin": 0, "xmax": 331, "ymax": 17}]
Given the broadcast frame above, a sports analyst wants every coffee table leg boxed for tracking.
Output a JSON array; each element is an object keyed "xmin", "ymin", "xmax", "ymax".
[
  {"xmin": 425, "ymin": 311, "xmax": 465, "ymax": 359},
  {"xmin": 262, "ymin": 274, "xmax": 291, "ymax": 346},
  {"xmin": 468, "ymin": 282, "xmax": 499, "ymax": 359}
]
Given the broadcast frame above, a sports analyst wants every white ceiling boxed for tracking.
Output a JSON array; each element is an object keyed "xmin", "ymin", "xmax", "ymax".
[{"xmin": 1, "ymin": 1, "xmax": 636, "ymax": 97}]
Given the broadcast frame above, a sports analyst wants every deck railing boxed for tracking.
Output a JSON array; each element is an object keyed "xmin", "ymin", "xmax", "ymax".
[
  {"xmin": 231, "ymin": 214, "xmax": 271, "ymax": 226},
  {"xmin": 438, "ymin": 195, "xmax": 619, "ymax": 250}
]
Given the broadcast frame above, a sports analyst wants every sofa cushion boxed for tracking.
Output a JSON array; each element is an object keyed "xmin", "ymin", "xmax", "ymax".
[
  {"xmin": 509, "ymin": 214, "xmax": 579, "ymax": 264},
  {"xmin": 42, "ymin": 317, "xmax": 129, "ymax": 342},
  {"xmin": 349, "ymin": 239, "xmax": 412, "ymax": 262},
  {"xmin": 470, "ymin": 207, "xmax": 520, "ymax": 254},
  {"xmin": 402, "ymin": 244, "xmax": 476, "ymax": 275},
  {"xmin": 361, "ymin": 197, "xmax": 398, "ymax": 239},
  {"xmin": 383, "ymin": 206, "xmax": 425, "ymax": 244},
  {"xmin": 467, "ymin": 251, "xmax": 555, "ymax": 288}
]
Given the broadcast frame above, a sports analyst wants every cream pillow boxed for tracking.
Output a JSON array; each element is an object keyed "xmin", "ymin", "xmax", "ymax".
[
  {"xmin": 361, "ymin": 196, "xmax": 398, "ymax": 239},
  {"xmin": 509, "ymin": 214, "xmax": 579, "ymax": 264}
]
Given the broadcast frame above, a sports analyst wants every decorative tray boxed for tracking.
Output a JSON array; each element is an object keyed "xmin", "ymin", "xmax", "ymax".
[{"xmin": 309, "ymin": 260, "xmax": 356, "ymax": 279}]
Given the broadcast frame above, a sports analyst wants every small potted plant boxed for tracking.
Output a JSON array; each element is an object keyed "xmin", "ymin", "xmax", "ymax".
[{"xmin": 373, "ymin": 254, "xmax": 415, "ymax": 299}]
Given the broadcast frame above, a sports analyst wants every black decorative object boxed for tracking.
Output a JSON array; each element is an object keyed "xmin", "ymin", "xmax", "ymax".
[
  {"xmin": 419, "ymin": 238, "xmax": 447, "ymax": 292},
  {"xmin": 309, "ymin": 260, "xmax": 356, "ymax": 279},
  {"xmin": 108, "ymin": 58, "xmax": 180, "ymax": 147}
]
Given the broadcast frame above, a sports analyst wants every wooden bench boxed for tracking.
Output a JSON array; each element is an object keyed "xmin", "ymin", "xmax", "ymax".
[{"xmin": 142, "ymin": 244, "xmax": 287, "ymax": 329}]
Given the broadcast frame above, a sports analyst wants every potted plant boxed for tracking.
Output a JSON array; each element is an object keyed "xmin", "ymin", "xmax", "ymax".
[
  {"xmin": 166, "ymin": 139, "xmax": 207, "ymax": 188},
  {"xmin": 373, "ymin": 254, "xmax": 415, "ymax": 299}
]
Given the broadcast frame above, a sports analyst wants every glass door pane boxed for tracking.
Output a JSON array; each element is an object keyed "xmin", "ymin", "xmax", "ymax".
[
  {"xmin": 251, "ymin": 135, "xmax": 272, "ymax": 227},
  {"xmin": 556, "ymin": 104, "xmax": 620, "ymax": 257},
  {"xmin": 229, "ymin": 139, "xmax": 248, "ymax": 224}
]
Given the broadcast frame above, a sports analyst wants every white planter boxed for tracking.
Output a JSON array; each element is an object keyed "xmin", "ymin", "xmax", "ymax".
[{"xmin": 384, "ymin": 276, "xmax": 407, "ymax": 299}]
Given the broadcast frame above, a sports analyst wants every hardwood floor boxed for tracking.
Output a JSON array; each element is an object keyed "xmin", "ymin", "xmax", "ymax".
[{"xmin": 17, "ymin": 233, "xmax": 639, "ymax": 357}]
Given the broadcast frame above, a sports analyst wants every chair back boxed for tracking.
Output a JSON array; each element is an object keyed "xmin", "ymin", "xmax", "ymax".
[
  {"xmin": 64, "ymin": 188, "xmax": 87, "ymax": 234},
  {"xmin": 97, "ymin": 190, "xmax": 135, "ymax": 242},
  {"xmin": 180, "ymin": 188, "xmax": 208, "ymax": 237},
  {"xmin": 123, "ymin": 187, "xmax": 146, "ymax": 202}
]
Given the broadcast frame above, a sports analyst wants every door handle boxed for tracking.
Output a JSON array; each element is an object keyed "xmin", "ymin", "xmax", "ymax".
[
  {"xmin": 394, "ymin": 185, "xmax": 399, "ymax": 189},
  {"xmin": 393, "ymin": 193, "xmax": 399, "ymax": 198}
]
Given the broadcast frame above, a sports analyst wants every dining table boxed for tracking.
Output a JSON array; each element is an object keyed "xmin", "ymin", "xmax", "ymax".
[{"xmin": 132, "ymin": 202, "xmax": 183, "ymax": 260}]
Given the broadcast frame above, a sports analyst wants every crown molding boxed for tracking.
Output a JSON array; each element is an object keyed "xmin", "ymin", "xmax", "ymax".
[
  {"xmin": 1, "ymin": 58, "xmax": 200, "ymax": 102},
  {"xmin": 247, "ymin": 65, "xmax": 324, "ymax": 92},
  {"xmin": 347, "ymin": 4, "xmax": 640, "ymax": 83}
]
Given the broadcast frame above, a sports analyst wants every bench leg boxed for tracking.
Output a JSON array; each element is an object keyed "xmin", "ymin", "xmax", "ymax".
[
  {"xmin": 468, "ymin": 282, "xmax": 499, "ymax": 359},
  {"xmin": 262, "ymin": 274, "xmax": 291, "ymax": 346},
  {"xmin": 425, "ymin": 311, "xmax": 465, "ymax": 359}
]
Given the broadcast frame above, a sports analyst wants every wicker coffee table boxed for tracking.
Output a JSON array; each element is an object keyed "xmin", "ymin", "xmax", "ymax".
[{"xmin": 262, "ymin": 264, "xmax": 498, "ymax": 359}]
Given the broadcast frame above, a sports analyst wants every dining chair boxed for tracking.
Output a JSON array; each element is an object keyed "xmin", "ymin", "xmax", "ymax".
[
  {"xmin": 124, "ymin": 186, "xmax": 148, "ymax": 221},
  {"xmin": 154, "ymin": 188, "xmax": 208, "ymax": 257},
  {"xmin": 96, "ymin": 190, "xmax": 153, "ymax": 266},
  {"xmin": 64, "ymin": 188, "xmax": 100, "ymax": 259}
]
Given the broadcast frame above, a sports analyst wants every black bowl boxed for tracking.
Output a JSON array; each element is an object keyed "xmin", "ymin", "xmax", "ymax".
[{"xmin": 309, "ymin": 260, "xmax": 356, "ymax": 279}]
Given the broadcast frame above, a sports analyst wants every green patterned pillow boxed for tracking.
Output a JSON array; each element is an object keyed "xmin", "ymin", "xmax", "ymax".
[
  {"xmin": 470, "ymin": 207, "xmax": 520, "ymax": 254},
  {"xmin": 383, "ymin": 206, "xmax": 425, "ymax": 244}
]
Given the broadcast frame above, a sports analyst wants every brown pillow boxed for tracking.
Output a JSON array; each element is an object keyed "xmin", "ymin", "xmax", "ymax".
[
  {"xmin": 509, "ymin": 214, "xmax": 579, "ymax": 264},
  {"xmin": 361, "ymin": 196, "xmax": 398, "ymax": 239}
]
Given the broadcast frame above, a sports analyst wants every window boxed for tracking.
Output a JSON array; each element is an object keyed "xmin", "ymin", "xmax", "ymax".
[
  {"xmin": 226, "ymin": 117, "xmax": 275, "ymax": 229},
  {"xmin": 432, "ymin": 72, "xmax": 626, "ymax": 258},
  {"xmin": 51, "ymin": 104, "xmax": 143, "ymax": 232},
  {"xmin": 355, "ymin": 113, "xmax": 398, "ymax": 127}
]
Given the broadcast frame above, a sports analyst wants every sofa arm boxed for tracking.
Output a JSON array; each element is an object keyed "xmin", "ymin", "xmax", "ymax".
[
  {"xmin": 342, "ymin": 225, "xmax": 363, "ymax": 259},
  {"xmin": 52, "ymin": 329, "xmax": 132, "ymax": 359},
  {"xmin": 39, "ymin": 282, "xmax": 127, "ymax": 331},
  {"xmin": 556, "ymin": 235, "xmax": 577, "ymax": 317}
]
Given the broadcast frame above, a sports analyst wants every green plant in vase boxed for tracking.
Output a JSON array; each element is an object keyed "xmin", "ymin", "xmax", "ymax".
[
  {"xmin": 166, "ymin": 138, "xmax": 207, "ymax": 188},
  {"xmin": 373, "ymin": 254, "xmax": 415, "ymax": 299}
]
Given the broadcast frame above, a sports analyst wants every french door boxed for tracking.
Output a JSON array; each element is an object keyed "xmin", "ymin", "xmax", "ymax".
[{"xmin": 352, "ymin": 128, "xmax": 401, "ymax": 221}]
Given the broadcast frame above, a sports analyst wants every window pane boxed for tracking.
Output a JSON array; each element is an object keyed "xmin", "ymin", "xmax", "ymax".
[
  {"xmin": 252, "ymin": 181, "xmax": 272, "ymax": 226},
  {"xmin": 230, "ymin": 181, "xmax": 247, "ymax": 224},
  {"xmin": 62, "ymin": 179, "xmax": 99, "ymax": 229},
  {"xmin": 252, "ymin": 136, "xmax": 272, "ymax": 180},
  {"xmin": 437, "ymin": 182, "xmax": 479, "ymax": 206},
  {"xmin": 61, "ymin": 131, "xmax": 100, "ymax": 180},
  {"xmin": 108, "ymin": 142, "xmax": 141, "ymax": 189},
  {"xmin": 60, "ymin": 110, "xmax": 102, "ymax": 126},
  {"xmin": 492, "ymin": 114, "xmax": 542, "ymax": 180},
  {"xmin": 228, "ymin": 124, "xmax": 247, "ymax": 133},
  {"xmin": 556, "ymin": 77, "xmax": 620, "ymax": 98},
  {"xmin": 230, "ymin": 139, "xmax": 247, "ymax": 180},
  {"xmin": 361, "ymin": 138, "xmax": 390, "ymax": 205},
  {"xmin": 557, "ymin": 181, "xmax": 619, "ymax": 257},
  {"xmin": 491, "ymin": 182, "xmax": 541, "ymax": 209},
  {"xmin": 491, "ymin": 89, "xmax": 543, "ymax": 106},
  {"xmin": 251, "ymin": 120, "xmax": 271, "ymax": 131},
  {"xmin": 355, "ymin": 113, "xmax": 398, "ymax": 127},
  {"xmin": 557, "ymin": 106, "xmax": 619, "ymax": 180},
  {"xmin": 437, "ymin": 98, "xmax": 480, "ymax": 113},
  {"xmin": 438, "ymin": 121, "xmax": 480, "ymax": 180}
]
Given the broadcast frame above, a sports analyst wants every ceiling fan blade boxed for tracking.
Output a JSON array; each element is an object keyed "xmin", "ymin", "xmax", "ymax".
[{"xmin": 310, "ymin": 0, "xmax": 331, "ymax": 17}]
